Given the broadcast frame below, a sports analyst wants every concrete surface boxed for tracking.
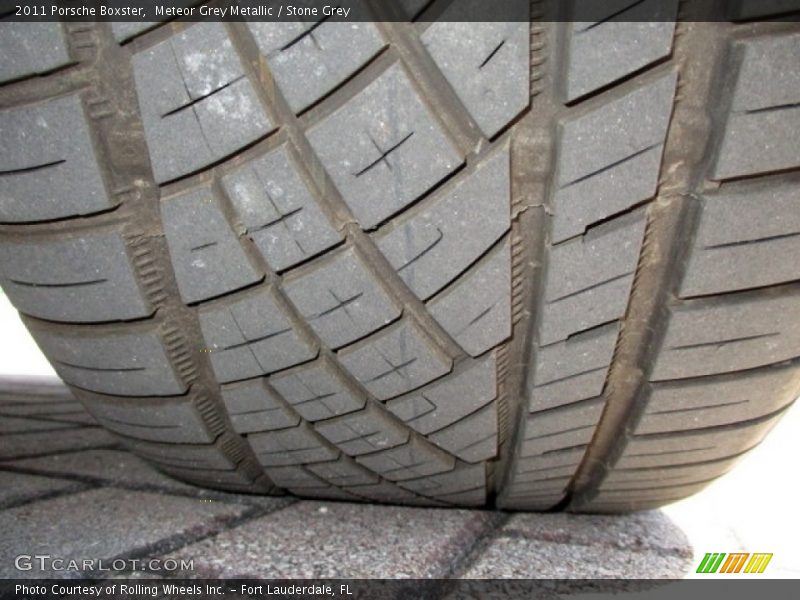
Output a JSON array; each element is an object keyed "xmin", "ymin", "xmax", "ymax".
[{"xmin": 167, "ymin": 501, "xmax": 499, "ymax": 578}]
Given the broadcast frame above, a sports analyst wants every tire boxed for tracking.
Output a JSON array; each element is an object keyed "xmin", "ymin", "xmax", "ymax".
[{"xmin": 1, "ymin": 8, "xmax": 799, "ymax": 513}]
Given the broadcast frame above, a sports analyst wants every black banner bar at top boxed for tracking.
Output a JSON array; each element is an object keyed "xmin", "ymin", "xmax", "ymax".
[{"xmin": 2, "ymin": 0, "xmax": 800, "ymax": 23}]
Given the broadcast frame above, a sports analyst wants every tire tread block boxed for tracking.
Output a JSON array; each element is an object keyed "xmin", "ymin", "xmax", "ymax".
[
  {"xmin": 356, "ymin": 435, "xmax": 455, "ymax": 482},
  {"xmin": 132, "ymin": 22, "xmax": 273, "ymax": 183},
  {"xmin": 315, "ymin": 403, "xmax": 410, "ymax": 457},
  {"xmin": 427, "ymin": 237, "xmax": 512, "ymax": 356},
  {"xmin": 681, "ymin": 181, "xmax": 800, "ymax": 297},
  {"xmin": 270, "ymin": 358, "xmax": 365, "ymax": 422},
  {"xmin": 283, "ymin": 247, "xmax": 401, "ymax": 349},
  {"xmin": 713, "ymin": 32, "xmax": 800, "ymax": 180},
  {"xmin": 162, "ymin": 186, "xmax": 262, "ymax": 304},
  {"xmin": 31, "ymin": 328, "xmax": 185, "ymax": 397},
  {"xmin": 375, "ymin": 148, "xmax": 510, "ymax": 301},
  {"xmin": 563, "ymin": 4, "xmax": 676, "ymax": 102},
  {"xmin": 552, "ymin": 71, "xmax": 677, "ymax": 242},
  {"xmin": 652, "ymin": 293, "xmax": 800, "ymax": 381},
  {"xmin": 640, "ymin": 365, "xmax": 798, "ymax": 434},
  {"xmin": 385, "ymin": 353, "xmax": 496, "ymax": 436},
  {"xmin": 0, "ymin": 22, "xmax": 71, "ymax": 84},
  {"xmin": 199, "ymin": 289, "xmax": 316, "ymax": 383},
  {"xmin": 540, "ymin": 212, "xmax": 645, "ymax": 345},
  {"xmin": 0, "ymin": 95, "xmax": 115, "ymax": 223},
  {"xmin": 248, "ymin": 422, "xmax": 338, "ymax": 466},
  {"xmin": 221, "ymin": 378, "xmax": 300, "ymax": 434},
  {"xmin": 308, "ymin": 63, "xmax": 462, "ymax": 229},
  {"xmin": 338, "ymin": 319, "xmax": 452, "ymax": 400},
  {"xmin": 248, "ymin": 19, "xmax": 384, "ymax": 114},
  {"xmin": 422, "ymin": 15, "xmax": 530, "ymax": 137},
  {"xmin": 222, "ymin": 145, "xmax": 343, "ymax": 272},
  {"xmin": 0, "ymin": 232, "xmax": 151, "ymax": 323}
]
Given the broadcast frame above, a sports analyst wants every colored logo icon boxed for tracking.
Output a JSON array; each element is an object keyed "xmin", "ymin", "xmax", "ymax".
[{"xmin": 696, "ymin": 553, "xmax": 773, "ymax": 574}]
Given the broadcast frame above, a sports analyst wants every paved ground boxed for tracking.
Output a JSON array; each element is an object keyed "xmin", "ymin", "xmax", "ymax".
[{"xmin": 0, "ymin": 380, "xmax": 700, "ymax": 580}]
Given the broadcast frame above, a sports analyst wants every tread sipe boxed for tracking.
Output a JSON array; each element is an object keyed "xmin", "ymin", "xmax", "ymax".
[{"xmin": 1, "ymin": 4, "xmax": 799, "ymax": 512}]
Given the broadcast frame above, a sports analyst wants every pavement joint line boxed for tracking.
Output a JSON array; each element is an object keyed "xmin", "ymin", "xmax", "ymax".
[
  {"xmin": 440, "ymin": 511, "xmax": 511, "ymax": 579},
  {"xmin": 44, "ymin": 501, "xmax": 290, "ymax": 583},
  {"xmin": 0, "ymin": 421, "xmax": 94, "ymax": 432},
  {"xmin": 0, "ymin": 409, "xmax": 88, "ymax": 418},
  {"xmin": 0, "ymin": 413, "xmax": 90, "ymax": 424},
  {"xmin": 83, "ymin": 499, "xmax": 300, "ymax": 582},
  {"xmin": 497, "ymin": 528, "xmax": 694, "ymax": 559},
  {"xmin": 0, "ymin": 416, "xmax": 92, "ymax": 432},
  {"xmin": 0, "ymin": 481, "xmax": 95, "ymax": 512},
  {"xmin": 0, "ymin": 442, "xmax": 123, "ymax": 462},
  {"xmin": 0, "ymin": 463, "xmax": 288, "ymax": 508},
  {"xmin": 0, "ymin": 400, "xmax": 82, "ymax": 409},
  {"xmin": 0, "ymin": 392, "xmax": 79, "ymax": 400},
  {"xmin": 0, "ymin": 425, "xmax": 87, "ymax": 435},
  {"xmin": 0, "ymin": 397, "xmax": 79, "ymax": 405},
  {"xmin": 18, "ymin": 416, "xmax": 98, "ymax": 427},
  {"xmin": 0, "ymin": 394, "xmax": 75, "ymax": 406},
  {"xmin": 0, "ymin": 411, "xmax": 94, "ymax": 424},
  {"xmin": 0, "ymin": 408, "xmax": 83, "ymax": 416},
  {"xmin": 0, "ymin": 393, "xmax": 75, "ymax": 401},
  {"xmin": 0, "ymin": 487, "xmax": 297, "ymax": 583}
]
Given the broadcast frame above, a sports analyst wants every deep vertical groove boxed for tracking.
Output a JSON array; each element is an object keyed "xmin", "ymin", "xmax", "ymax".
[
  {"xmin": 441, "ymin": 512, "xmax": 511, "ymax": 578},
  {"xmin": 494, "ymin": 5, "xmax": 559, "ymax": 507},
  {"xmin": 566, "ymin": 19, "xmax": 732, "ymax": 509}
]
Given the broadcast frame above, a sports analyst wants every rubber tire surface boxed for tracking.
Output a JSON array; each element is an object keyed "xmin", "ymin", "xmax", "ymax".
[{"xmin": 1, "ymin": 7, "xmax": 799, "ymax": 512}]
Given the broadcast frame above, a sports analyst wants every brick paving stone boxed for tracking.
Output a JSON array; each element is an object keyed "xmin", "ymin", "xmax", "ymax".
[
  {"xmin": 501, "ymin": 511, "xmax": 693, "ymax": 556},
  {"xmin": 457, "ymin": 511, "xmax": 694, "ymax": 579},
  {"xmin": 0, "ymin": 470, "xmax": 83, "ymax": 509},
  {"xmin": 8, "ymin": 449, "xmax": 198, "ymax": 493},
  {"xmin": 0, "ymin": 416, "xmax": 76, "ymax": 434},
  {"xmin": 0, "ymin": 427, "xmax": 118, "ymax": 460},
  {"xmin": 464, "ymin": 536, "xmax": 692, "ymax": 579},
  {"xmin": 0, "ymin": 488, "xmax": 251, "ymax": 578},
  {"xmin": 167, "ymin": 500, "xmax": 496, "ymax": 578}
]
